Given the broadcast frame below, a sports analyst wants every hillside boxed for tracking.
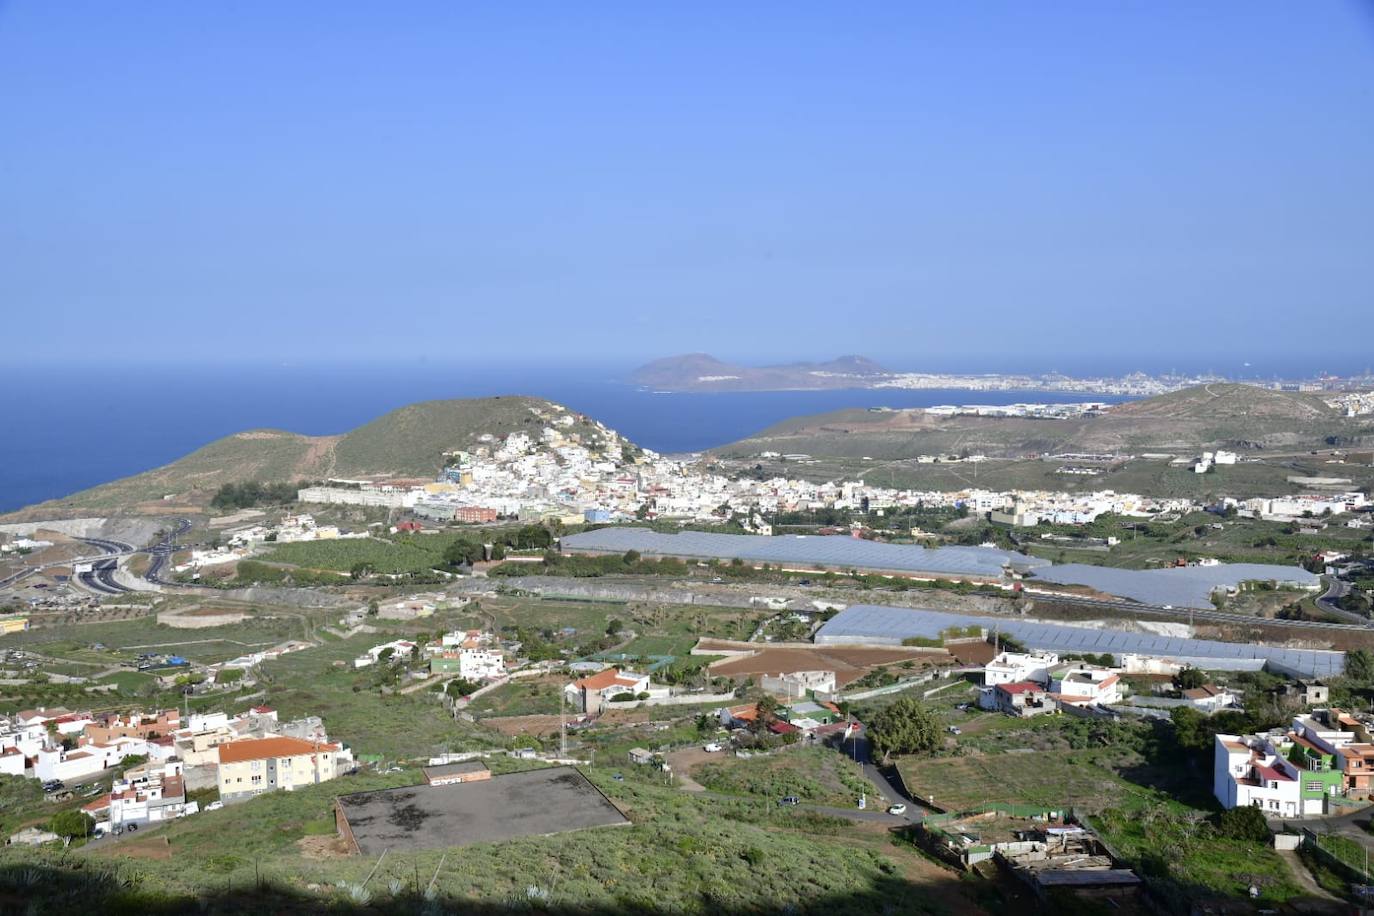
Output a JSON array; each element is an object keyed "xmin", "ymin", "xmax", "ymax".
[
  {"xmin": 4, "ymin": 396, "xmax": 588, "ymax": 518},
  {"xmin": 717, "ymin": 383, "xmax": 1371, "ymax": 461},
  {"xmin": 630, "ymin": 353, "xmax": 890, "ymax": 391}
]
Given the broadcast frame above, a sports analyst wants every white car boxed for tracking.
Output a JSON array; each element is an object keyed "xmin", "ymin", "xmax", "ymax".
[
  {"xmin": 205, "ymin": 801, "xmax": 223, "ymax": 812},
  {"xmin": 887, "ymin": 804, "xmax": 908, "ymax": 816},
  {"xmin": 702, "ymin": 743, "xmax": 723, "ymax": 753}
]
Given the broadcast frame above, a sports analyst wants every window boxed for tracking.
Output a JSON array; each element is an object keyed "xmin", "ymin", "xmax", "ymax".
[{"xmin": 1306, "ymin": 781, "xmax": 1324, "ymax": 792}]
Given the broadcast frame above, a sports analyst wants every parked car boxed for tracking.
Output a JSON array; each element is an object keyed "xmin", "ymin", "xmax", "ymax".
[
  {"xmin": 947, "ymin": 726, "xmax": 962, "ymax": 735},
  {"xmin": 887, "ymin": 804, "xmax": 908, "ymax": 816},
  {"xmin": 205, "ymin": 801, "xmax": 223, "ymax": 812},
  {"xmin": 702, "ymin": 743, "xmax": 723, "ymax": 753},
  {"xmin": 778, "ymin": 796, "xmax": 800, "ymax": 807}
]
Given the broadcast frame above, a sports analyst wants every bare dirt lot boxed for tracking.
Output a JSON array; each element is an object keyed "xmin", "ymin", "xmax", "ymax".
[
  {"xmin": 707, "ymin": 645, "xmax": 950, "ymax": 686},
  {"xmin": 482, "ymin": 714, "xmax": 566, "ymax": 737}
]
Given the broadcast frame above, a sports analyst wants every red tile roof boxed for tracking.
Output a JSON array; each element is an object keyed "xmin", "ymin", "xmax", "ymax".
[
  {"xmin": 217, "ymin": 737, "xmax": 336, "ymax": 764},
  {"xmin": 573, "ymin": 668, "xmax": 641, "ymax": 691},
  {"xmin": 1254, "ymin": 763, "xmax": 1293, "ymax": 782},
  {"xmin": 997, "ymin": 681, "xmax": 1044, "ymax": 696}
]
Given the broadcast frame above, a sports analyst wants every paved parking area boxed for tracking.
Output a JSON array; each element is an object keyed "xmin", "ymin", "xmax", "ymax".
[{"xmin": 336, "ymin": 766, "xmax": 628, "ymax": 855}]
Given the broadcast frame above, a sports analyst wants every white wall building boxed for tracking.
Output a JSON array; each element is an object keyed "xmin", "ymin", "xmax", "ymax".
[{"xmin": 983, "ymin": 651, "xmax": 1060, "ymax": 687}]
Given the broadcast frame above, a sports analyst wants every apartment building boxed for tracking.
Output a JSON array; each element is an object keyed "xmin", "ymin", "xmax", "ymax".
[{"xmin": 216, "ymin": 736, "xmax": 341, "ymax": 804}]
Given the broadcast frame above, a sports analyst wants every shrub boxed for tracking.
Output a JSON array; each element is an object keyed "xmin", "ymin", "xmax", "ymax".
[
  {"xmin": 1217, "ymin": 806, "xmax": 1271, "ymax": 843},
  {"xmin": 49, "ymin": 810, "xmax": 93, "ymax": 840}
]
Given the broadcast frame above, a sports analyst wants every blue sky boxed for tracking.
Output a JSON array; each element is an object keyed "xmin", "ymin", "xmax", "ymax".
[{"xmin": 2, "ymin": 2, "xmax": 1372, "ymax": 372}]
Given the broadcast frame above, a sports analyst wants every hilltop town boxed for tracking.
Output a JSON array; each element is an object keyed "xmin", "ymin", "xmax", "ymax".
[{"xmin": 0, "ymin": 384, "xmax": 1373, "ymax": 912}]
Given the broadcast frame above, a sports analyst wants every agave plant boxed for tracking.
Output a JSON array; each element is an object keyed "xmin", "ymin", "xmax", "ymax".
[
  {"xmin": 344, "ymin": 882, "xmax": 372, "ymax": 905},
  {"xmin": 389, "ymin": 877, "xmax": 405, "ymax": 897}
]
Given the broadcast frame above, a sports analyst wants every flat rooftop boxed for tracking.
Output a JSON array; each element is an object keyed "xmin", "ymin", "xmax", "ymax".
[
  {"xmin": 422, "ymin": 760, "xmax": 489, "ymax": 779},
  {"xmin": 336, "ymin": 767, "xmax": 628, "ymax": 854}
]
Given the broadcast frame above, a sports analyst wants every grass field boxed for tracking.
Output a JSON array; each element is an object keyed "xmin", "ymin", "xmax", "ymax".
[
  {"xmin": 263, "ymin": 535, "xmax": 455, "ymax": 574},
  {"xmin": 1022, "ymin": 511, "xmax": 1374, "ymax": 571},
  {"xmin": 899, "ymin": 749, "xmax": 1154, "ymax": 813},
  {"xmin": 0, "ymin": 764, "xmax": 978, "ymax": 915},
  {"xmin": 0, "ymin": 612, "xmax": 304, "ymax": 666},
  {"xmin": 254, "ymin": 633, "xmax": 499, "ymax": 760},
  {"xmin": 695, "ymin": 747, "xmax": 873, "ymax": 808},
  {"xmin": 467, "ymin": 674, "xmax": 567, "ymax": 718},
  {"xmin": 92, "ymin": 670, "xmax": 159, "ymax": 692}
]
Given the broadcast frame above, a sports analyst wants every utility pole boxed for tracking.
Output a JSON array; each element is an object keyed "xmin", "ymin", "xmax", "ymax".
[{"xmin": 559, "ymin": 683, "xmax": 567, "ymax": 758}]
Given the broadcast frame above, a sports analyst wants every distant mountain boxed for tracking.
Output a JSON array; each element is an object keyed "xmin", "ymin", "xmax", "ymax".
[
  {"xmin": 630, "ymin": 353, "xmax": 891, "ymax": 391},
  {"xmin": 716, "ymin": 383, "xmax": 1368, "ymax": 460},
  {"xmin": 6, "ymin": 396, "xmax": 623, "ymax": 518}
]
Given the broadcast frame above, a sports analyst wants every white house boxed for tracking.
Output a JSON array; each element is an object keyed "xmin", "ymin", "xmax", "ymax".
[
  {"xmin": 1182, "ymin": 684, "xmax": 1240, "ymax": 713},
  {"xmin": 353, "ymin": 640, "xmax": 417, "ymax": 669},
  {"xmin": 983, "ymin": 651, "xmax": 1060, "ymax": 688},
  {"xmin": 87, "ymin": 761, "xmax": 195, "ymax": 833},
  {"xmin": 564, "ymin": 668, "xmax": 651, "ymax": 714},
  {"xmin": 0, "ymin": 746, "xmax": 26, "ymax": 776},
  {"xmin": 761, "ymin": 670, "xmax": 837, "ymax": 699},
  {"xmin": 34, "ymin": 737, "xmax": 148, "ymax": 783},
  {"xmin": 977, "ymin": 681, "xmax": 1058, "ymax": 718},
  {"xmin": 1214, "ymin": 734, "xmax": 1303, "ymax": 817},
  {"xmin": 458, "ymin": 648, "xmax": 505, "ymax": 681},
  {"xmin": 1049, "ymin": 664, "xmax": 1123, "ymax": 706}
]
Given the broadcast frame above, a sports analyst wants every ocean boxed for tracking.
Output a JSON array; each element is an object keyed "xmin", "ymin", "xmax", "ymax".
[{"xmin": 1, "ymin": 364, "xmax": 1130, "ymax": 513}]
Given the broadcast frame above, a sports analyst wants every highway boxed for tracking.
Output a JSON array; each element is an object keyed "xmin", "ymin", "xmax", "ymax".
[
  {"xmin": 73, "ymin": 537, "xmax": 135, "ymax": 595},
  {"xmin": 142, "ymin": 518, "xmax": 192, "ymax": 585},
  {"xmin": 0, "ymin": 519, "xmax": 192, "ymax": 595}
]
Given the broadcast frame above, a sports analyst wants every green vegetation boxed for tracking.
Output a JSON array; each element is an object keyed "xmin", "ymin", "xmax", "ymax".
[
  {"xmin": 262, "ymin": 536, "xmax": 449, "ymax": 575},
  {"xmin": 1216, "ymin": 805, "xmax": 1271, "ymax": 843},
  {"xmin": 1095, "ymin": 803, "xmax": 1303, "ymax": 904},
  {"xmin": 254, "ymin": 633, "xmax": 499, "ymax": 760},
  {"xmin": 0, "ymin": 765, "xmax": 962, "ymax": 915},
  {"xmin": 229, "ymin": 559, "xmax": 351, "ymax": 587},
  {"xmin": 48, "ymin": 810, "xmax": 93, "ymax": 841},
  {"xmin": 210, "ymin": 480, "xmax": 304, "ymax": 510},
  {"xmin": 695, "ymin": 747, "xmax": 872, "ymax": 807},
  {"xmin": 17, "ymin": 395, "xmax": 569, "ymax": 515},
  {"xmin": 867, "ymin": 698, "xmax": 942, "ymax": 759}
]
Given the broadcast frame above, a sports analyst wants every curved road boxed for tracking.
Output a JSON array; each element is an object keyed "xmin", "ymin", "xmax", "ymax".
[
  {"xmin": 142, "ymin": 518, "xmax": 192, "ymax": 586},
  {"xmin": 1, "ymin": 518, "xmax": 192, "ymax": 595}
]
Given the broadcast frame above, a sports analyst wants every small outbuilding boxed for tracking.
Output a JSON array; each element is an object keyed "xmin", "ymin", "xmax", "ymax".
[{"xmin": 422, "ymin": 760, "xmax": 491, "ymax": 786}]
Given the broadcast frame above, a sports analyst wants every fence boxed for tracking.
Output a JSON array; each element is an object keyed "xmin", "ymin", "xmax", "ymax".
[
  {"xmin": 1301, "ymin": 827, "xmax": 1373, "ymax": 884},
  {"xmin": 605, "ymin": 691, "xmax": 736, "ymax": 710}
]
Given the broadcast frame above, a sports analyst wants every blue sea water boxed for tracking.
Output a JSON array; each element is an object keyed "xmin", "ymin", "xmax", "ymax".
[{"xmin": 0, "ymin": 364, "xmax": 1132, "ymax": 513}]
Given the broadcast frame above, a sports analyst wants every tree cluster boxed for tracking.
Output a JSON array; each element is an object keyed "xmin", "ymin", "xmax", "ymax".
[
  {"xmin": 867, "ymin": 697, "xmax": 942, "ymax": 759},
  {"xmin": 210, "ymin": 480, "xmax": 304, "ymax": 510}
]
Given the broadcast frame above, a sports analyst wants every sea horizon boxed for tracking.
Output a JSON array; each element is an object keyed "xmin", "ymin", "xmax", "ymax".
[{"xmin": 0, "ymin": 363, "xmax": 1144, "ymax": 514}]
